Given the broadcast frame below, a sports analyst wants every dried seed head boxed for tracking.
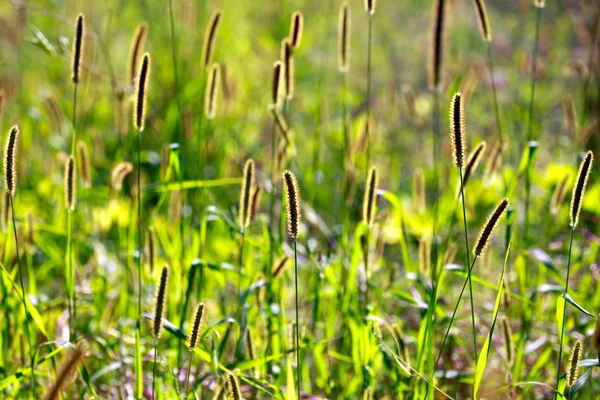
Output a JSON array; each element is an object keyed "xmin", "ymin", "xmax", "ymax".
[
  {"xmin": 550, "ymin": 175, "xmax": 569, "ymax": 215},
  {"xmin": 128, "ymin": 22, "xmax": 148, "ymax": 86},
  {"xmin": 146, "ymin": 226, "xmax": 156, "ymax": 273},
  {"xmin": 570, "ymin": 151, "xmax": 593, "ymax": 227},
  {"xmin": 338, "ymin": 2, "xmax": 351, "ymax": 73},
  {"xmin": 71, "ymin": 14, "xmax": 84, "ymax": 84},
  {"xmin": 457, "ymin": 141, "xmax": 486, "ymax": 198},
  {"xmin": 152, "ymin": 265, "xmax": 169, "ymax": 338},
  {"xmin": 76, "ymin": 141, "xmax": 91, "ymax": 188},
  {"xmin": 566, "ymin": 340, "xmax": 583, "ymax": 387},
  {"xmin": 449, "ymin": 93, "xmax": 467, "ymax": 168},
  {"xmin": 413, "ymin": 168, "xmax": 425, "ymax": 214},
  {"xmin": 484, "ymin": 141, "xmax": 503, "ymax": 182},
  {"xmin": 289, "ymin": 12, "xmax": 304, "ymax": 48},
  {"xmin": 133, "ymin": 53, "xmax": 151, "ymax": 131},
  {"xmin": 248, "ymin": 185, "xmax": 262, "ymax": 224},
  {"xmin": 474, "ymin": 198, "xmax": 510, "ymax": 256},
  {"xmin": 282, "ymin": 170, "xmax": 301, "ymax": 239},
  {"xmin": 534, "ymin": 0, "xmax": 545, "ymax": 8},
  {"xmin": 188, "ymin": 302, "xmax": 205, "ymax": 350},
  {"xmin": 364, "ymin": 0, "xmax": 376, "ymax": 14},
  {"xmin": 271, "ymin": 61, "xmax": 284, "ymax": 107},
  {"xmin": 362, "ymin": 166, "xmax": 378, "ymax": 227},
  {"xmin": 272, "ymin": 254, "xmax": 290, "ymax": 278},
  {"xmin": 110, "ymin": 162, "xmax": 134, "ymax": 193},
  {"xmin": 563, "ymin": 59, "xmax": 589, "ymax": 79},
  {"xmin": 64, "ymin": 156, "xmax": 76, "ymax": 212},
  {"xmin": 429, "ymin": 0, "xmax": 448, "ymax": 90},
  {"xmin": 562, "ymin": 95, "xmax": 577, "ymax": 137},
  {"xmin": 402, "ymin": 84, "xmax": 420, "ymax": 124},
  {"xmin": 472, "ymin": 0, "xmax": 491, "ymax": 41},
  {"xmin": 227, "ymin": 373, "xmax": 241, "ymax": 400},
  {"xmin": 204, "ymin": 63, "xmax": 221, "ymax": 119},
  {"xmin": 43, "ymin": 341, "xmax": 86, "ymax": 400},
  {"xmin": 280, "ymin": 38, "xmax": 295, "ymax": 100},
  {"xmin": 4, "ymin": 125, "xmax": 19, "ymax": 195},
  {"xmin": 418, "ymin": 238, "xmax": 431, "ymax": 275},
  {"xmin": 238, "ymin": 159, "xmax": 255, "ymax": 231},
  {"xmin": 202, "ymin": 10, "xmax": 223, "ymax": 68},
  {"xmin": 502, "ymin": 317, "xmax": 514, "ymax": 366}
]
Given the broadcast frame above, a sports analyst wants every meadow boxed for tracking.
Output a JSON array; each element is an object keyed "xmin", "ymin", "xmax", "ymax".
[{"xmin": 0, "ymin": 0, "xmax": 599, "ymax": 398}]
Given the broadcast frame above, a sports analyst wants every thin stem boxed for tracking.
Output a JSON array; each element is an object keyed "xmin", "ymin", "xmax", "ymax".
[
  {"xmin": 269, "ymin": 119, "xmax": 277, "ymax": 232},
  {"xmin": 71, "ymin": 83, "xmax": 78, "ymax": 156},
  {"xmin": 168, "ymin": 0, "xmax": 182, "ymax": 143},
  {"xmin": 238, "ymin": 232, "xmax": 245, "ymax": 301},
  {"xmin": 184, "ymin": 351, "xmax": 194, "ymax": 399},
  {"xmin": 294, "ymin": 238, "xmax": 301, "ymax": 400},
  {"xmin": 554, "ymin": 227, "xmax": 575, "ymax": 399},
  {"xmin": 152, "ymin": 339, "xmax": 159, "ymax": 400},
  {"xmin": 434, "ymin": 255, "xmax": 479, "ymax": 369},
  {"xmin": 365, "ymin": 14, "xmax": 373, "ymax": 178},
  {"xmin": 486, "ymin": 42, "xmax": 503, "ymax": 146},
  {"xmin": 458, "ymin": 168, "xmax": 478, "ymax": 372},
  {"xmin": 9, "ymin": 194, "xmax": 34, "ymax": 392},
  {"xmin": 137, "ymin": 128, "xmax": 142, "ymax": 316}
]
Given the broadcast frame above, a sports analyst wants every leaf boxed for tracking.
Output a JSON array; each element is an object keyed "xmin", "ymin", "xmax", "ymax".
[
  {"xmin": 145, "ymin": 177, "xmax": 242, "ymax": 192},
  {"xmin": 556, "ymin": 296, "xmax": 566, "ymax": 341},
  {"xmin": 474, "ymin": 241, "xmax": 511, "ymax": 397},
  {"xmin": 135, "ymin": 321, "xmax": 143, "ymax": 400},
  {"xmin": 563, "ymin": 293, "xmax": 596, "ymax": 318}
]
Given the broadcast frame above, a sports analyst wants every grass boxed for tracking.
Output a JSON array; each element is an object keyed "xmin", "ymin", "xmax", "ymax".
[{"xmin": 0, "ymin": 0, "xmax": 599, "ymax": 399}]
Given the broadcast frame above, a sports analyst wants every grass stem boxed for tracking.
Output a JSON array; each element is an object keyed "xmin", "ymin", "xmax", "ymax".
[
  {"xmin": 294, "ymin": 238, "xmax": 301, "ymax": 400},
  {"xmin": 184, "ymin": 351, "xmax": 194, "ymax": 399},
  {"xmin": 365, "ymin": 14, "xmax": 373, "ymax": 179}
]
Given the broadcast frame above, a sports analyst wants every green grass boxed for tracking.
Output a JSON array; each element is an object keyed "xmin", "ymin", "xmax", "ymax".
[{"xmin": 0, "ymin": 0, "xmax": 599, "ymax": 398}]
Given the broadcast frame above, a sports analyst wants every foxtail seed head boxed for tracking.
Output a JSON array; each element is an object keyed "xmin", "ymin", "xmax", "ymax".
[
  {"xmin": 289, "ymin": 12, "xmax": 304, "ymax": 48},
  {"xmin": 429, "ymin": 0, "xmax": 448, "ymax": 90},
  {"xmin": 110, "ymin": 162, "xmax": 133, "ymax": 193},
  {"xmin": 271, "ymin": 61, "xmax": 284, "ymax": 107},
  {"xmin": 413, "ymin": 168, "xmax": 425, "ymax": 214},
  {"xmin": 133, "ymin": 53, "xmax": 151, "ymax": 131},
  {"xmin": 152, "ymin": 265, "xmax": 169, "ymax": 338},
  {"xmin": 282, "ymin": 170, "xmax": 301, "ymax": 239},
  {"xmin": 71, "ymin": 13, "xmax": 84, "ymax": 84},
  {"xmin": 188, "ymin": 302, "xmax": 205, "ymax": 350},
  {"xmin": 562, "ymin": 95, "xmax": 577, "ymax": 136},
  {"xmin": 364, "ymin": 0, "xmax": 376, "ymax": 14},
  {"xmin": 43, "ymin": 341, "xmax": 86, "ymax": 400},
  {"xmin": 534, "ymin": 0, "xmax": 545, "ymax": 8},
  {"xmin": 3, "ymin": 125, "xmax": 19, "ymax": 195},
  {"xmin": 76, "ymin": 141, "xmax": 91, "ymax": 188},
  {"xmin": 202, "ymin": 10, "xmax": 223, "ymax": 68},
  {"xmin": 457, "ymin": 141, "xmax": 486, "ymax": 198},
  {"xmin": 566, "ymin": 340, "xmax": 583, "ymax": 387},
  {"xmin": 570, "ymin": 151, "xmax": 593, "ymax": 227},
  {"xmin": 64, "ymin": 156, "xmax": 76, "ymax": 212},
  {"xmin": 204, "ymin": 63, "xmax": 220, "ymax": 119},
  {"xmin": 227, "ymin": 373, "xmax": 241, "ymax": 400},
  {"xmin": 238, "ymin": 159, "xmax": 255, "ymax": 231},
  {"xmin": 484, "ymin": 141, "xmax": 503, "ymax": 182},
  {"xmin": 128, "ymin": 22, "xmax": 148, "ymax": 86},
  {"xmin": 338, "ymin": 2, "xmax": 351, "ymax": 73},
  {"xmin": 363, "ymin": 166, "xmax": 379, "ymax": 227},
  {"xmin": 280, "ymin": 38, "xmax": 295, "ymax": 100},
  {"xmin": 550, "ymin": 175, "xmax": 569, "ymax": 215},
  {"xmin": 272, "ymin": 254, "xmax": 290, "ymax": 278},
  {"xmin": 248, "ymin": 185, "xmax": 262, "ymax": 224},
  {"xmin": 474, "ymin": 198, "xmax": 509, "ymax": 256},
  {"xmin": 449, "ymin": 92, "xmax": 467, "ymax": 168},
  {"xmin": 472, "ymin": 0, "xmax": 491, "ymax": 41}
]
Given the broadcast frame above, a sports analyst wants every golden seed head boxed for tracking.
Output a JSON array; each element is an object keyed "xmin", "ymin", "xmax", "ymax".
[
  {"xmin": 188, "ymin": 302, "xmax": 205, "ymax": 350},
  {"xmin": 429, "ymin": 0, "xmax": 448, "ymax": 90},
  {"xmin": 566, "ymin": 340, "xmax": 583, "ymax": 387},
  {"xmin": 272, "ymin": 254, "xmax": 290, "ymax": 278},
  {"xmin": 364, "ymin": 0, "xmax": 376, "ymax": 14},
  {"xmin": 534, "ymin": 0, "xmax": 545, "ymax": 8},
  {"xmin": 238, "ymin": 159, "xmax": 255, "ymax": 231},
  {"xmin": 363, "ymin": 166, "xmax": 379, "ymax": 227},
  {"xmin": 110, "ymin": 162, "xmax": 134, "ymax": 193},
  {"xmin": 550, "ymin": 174, "xmax": 570, "ymax": 215},
  {"xmin": 570, "ymin": 151, "xmax": 593, "ymax": 228},
  {"xmin": 472, "ymin": 0, "xmax": 492, "ymax": 41},
  {"xmin": 484, "ymin": 141, "xmax": 503, "ymax": 182},
  {"xmin": 280, "ymin": 38, "xmax": 295, "ymax": 100},
  {"xmin": 449, "ymin": 92, "xmax": 467, "ymax": 168},
  {"xmin": 204, "ymin": 63, "xmax": 221, "ymax": 119},
  {"xmin": 289, "ymin": 12, "xmax": 304, "ymax": 48},
  {"xmin": 64, "ymin": 156, "xmax": 76, "ymax": 212},
  {"xmin": 133, "ymin": 53, "xmax": 151, "ymax": 131},
  {"xmin": 282, "ymin": 170, "xmax": 301, "ymax": 239},
  {"xmin": 3, "ymin": 125, "xmax": 19, "ymax": 195},
  {"xmin": 338, "ymin": 2, "xmax": 351, "ymax": 73},
  {"xmin": 76, "ymin": 141, "xmax": 91, "ymax": 189},
  {"xmin": 413, "ymin": 168, "xmax": 425, "ymax": 214},
  {"xmin": 152, "ymin": 265, "xmax": 169, "ymax": 338},
  {"xmin": 43, "ymin": 341, "xmax": 86, "ymax": 400},
  {"xmin": 202, "ymin": 10, "xmax": 223, "ymax": 68},
  {"xmin": 71, "ymin": 13, "xmax": 85, "ymax": 84},
  {"xmin": 248, "ymin": 185, "xmax": 263, "ymax": 225},
  {"xmin": 227, "ymin": 373, "xmax": 241, "ymax": 400},
  {"xmin": 128, "ymin": 22, "xmax": 148, "ymax": 86},
  {"xmin": 474, "ymin": 198, "xmax": 510, "ymax": 256},
  {"xmin": 271, "ymin": 61, "xmax": 285, "ymax": 107},
  {"xmin": 457, "ymin": 141, "xmax": 486, "ymax": 198}
]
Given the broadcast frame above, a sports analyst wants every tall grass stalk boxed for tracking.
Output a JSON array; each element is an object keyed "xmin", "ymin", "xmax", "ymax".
[
  {"xmin": 365, "ymin": 15, "xmax": 373, "ymax": 178},
  {"xmin": 9, "ymin": 194, "xmax": 34, "ymax": 391},
  {"xmin": 293, "ymin": 239, "xmax": 301, "ymax": 399}
]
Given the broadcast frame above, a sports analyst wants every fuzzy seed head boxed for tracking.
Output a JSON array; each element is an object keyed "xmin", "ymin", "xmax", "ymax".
[
  {"xmin": 238, "ymin": 159, "xmax": 255, "ymax": 231},
  {"xmin": 472, "ymin": 0, "xmax": 491, "ymax": 41},
  {"xmin": 110, "ymin": 162, "xmax": 133, "ymax": 193},
  {"xmin": 152, "ymin": 265, "xmax": 169, "ymax": 338},
  {"xmin": 566, "ymin": 340, "xmax": 583, "ymax": 387},
  {"xmin": 44, "ymin": 341, "xmax": 86, "ymax": 400},
  {"xmin": 429, "ymin": 0, "xmax": 448, "ymax": 89},
  {"xmin": 71, "ymin": 14, "xmax": 84, "ymax": 84},
  {"xmin": 227, "ymin": 373, "xmax": 241, "ymax": 400},
  {"xmin": 64, "ymin": 156, "xmax": 76, "ymax": 212},
  {"xmin": 474, "ymin": 198, "xmax": 510, "ymax": 256},
  {"xmin": 271, "ymin": 61, "xmax": 285, "ymax": 107},
  {"xmin": 134, "ymin": 53, "xmax": 151, "ymax": 131},
  {"xmin": 289, "ymin": 12, "xmax": 304, "ymax": 48},
  {"xmin": 188, "ymin": 302, "xmax": 205, "ymax": 350},
  {"xmin": 204, "ymin": 63, "xmax": 221, "ymax": 119},
  {"xmin": 364, "ymin": 0, "xmax": 376, "ymax": 14},
  {"xmin": 202, "ymin": 10, "xmax": 223, "ymax": 68},
  {"xmin": 128, "ymin": 22, "xmax": 148, "ymax": 86},
  {"xmin": 570, "ymin": 151, "xmax": 593, "ymax": 227},
  {"xmin": 563, "ymin": 95, "xmax": 577, "ymax": 136},
  {"xmin": 363, "ymin": 166, "xmax": 379, "ymax": 227},
  {"xmin": 413, "ymin": 168, "xmax": 425, "ymax": 214},
  {"xmin": 338, "ymin": 2, "xmax": 351, "ymax": 73},
  {"xmin": 484, "ymin": 141, "xmax": 503, "ymax": 181},
  {"xmin": 3, "ymin": 125, "xmax": 19, "ymax": 195},
  {"xmin": 534, "ymin": 0, "xmax": 545, "ymax": 8},
  {"xmin": 272, "ymin": 254, "xmax": 290, "ymax": 278},
  {"xmin": 449, "ymin": 92, "xmax": 467, "ymax": 168},
  {"xmin": 248, "ymin": 185, "xmax": 262, "ymax": 224},
  {"xmin": 457, "ymin": 141, "xmax": 486, "ymax": 198},
  {"xmin": 76, "ymin": 141, "xmax": 91, "ymax": 189},
  {"xmin": 282, "ymin": 170, "xmax": 301, "ymax": 239},
  {"xmin": 280, "ymin": 38, "xmax": 295, "ymax": 100},
  {"xmin": 550, "ymin": 175, "xmax": 570, "ymax": 215}
]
